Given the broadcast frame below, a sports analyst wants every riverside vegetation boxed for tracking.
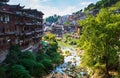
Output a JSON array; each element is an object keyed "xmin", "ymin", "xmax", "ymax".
[
  {"xmin": 76, "ymin": 0, "xmax": 120, "ymax": 78},
  {"xmin": 77, "ymin": 8, "xmax": 120, "ymax": 78},
  {"xmin": 0, "ymin": 33, "xmax": 63, "ymax": 78}
]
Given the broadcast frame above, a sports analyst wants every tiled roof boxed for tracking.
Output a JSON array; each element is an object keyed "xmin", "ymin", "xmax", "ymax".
[
  {"xmin": 0, "ymin": 3, "xmax": 44, "ymax": 18},
  {"xmin": 9, "ymin": 4, "xmax": 24, "ymax": 9},
  {"xmin": 0, "ymin": 0, "xmax": 9, "ymax": 2}
]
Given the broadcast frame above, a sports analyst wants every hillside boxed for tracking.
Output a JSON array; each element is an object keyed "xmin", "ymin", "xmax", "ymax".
[
  {"xmin": 84, "ymin": 0, "xmax": 118, "ymax": 11},
  {"xmin": 45, "ymin": 0, "xmax": 120, "ymax": 26}
]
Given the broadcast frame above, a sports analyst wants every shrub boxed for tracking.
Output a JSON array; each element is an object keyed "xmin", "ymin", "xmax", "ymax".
[
  {"xmin": 52, "ymin": 55, "xmax": 63, "ymax": 64},
  {"xmin": 7, "ymin": 65, "xmax": 31, "ymax": 78},
  {"xmin": 0, "ymin": 66, "xmax": 6, "ymax": 78},
  {"xmin": 19, "ymin": 59, "xmax": 36, "ymax": 74},
  {"xmin": 36, "ymin": 53, "xmax": 50, "ymax": 62},
  {"xmin": 40, "ymin": 59, "xmax": 53, "ymax": 70},
  {"xmin": 19, "ymin": 51, "xmax": 36, "ymax": 60},
  {"xmin": 4, "ymin": 45, "xmax": 21, "ymax": 64},
  {"xmin": 32, "ymin": 62, "xmax": 46, "ymax": 77},
  {"xmin": 19, "ymin": 58, "xmax": 46, "ymax": 77}
]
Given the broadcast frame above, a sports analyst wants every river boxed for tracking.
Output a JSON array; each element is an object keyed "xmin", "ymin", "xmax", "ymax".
[
  {"xmin": 51, "ymin": 46, "xmax": 88, "ymax": 78},
  {"xmin": 54, "ymin": 47, "xmax": 80, "ymax": 73},
  {"xmin": 43, "ymin": 46, "xmax": 88, "ymax": 78}
]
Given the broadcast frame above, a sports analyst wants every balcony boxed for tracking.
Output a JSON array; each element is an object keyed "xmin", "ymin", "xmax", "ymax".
[
  {"xmin": 15, "ymin": 31, "xmax": 24, "ymax": 36},
  {"xmin": 25, "ymin": 23, "xmax": 34, "ymax": 26},
  {"xmin": 5, "ymin": 31, "xmax": 16, "ymax": 35},
  {"xmin": 16, "ymin": 22, "xmax": 33, "ymax": 26},
  {"xmin": 0, "ymin": 33, "xmax": 4, "ymax": 36},
  {"xmin": 16, "ymin": 22, "xmax": 42, "ymax": 26},
  {"xmin": 25, "ymin": 31, "xmax": 34, "ymax": 36},
  {"xmin": 36, "ymin": 34, "xmax": 43, "ymax": 38},
  {"xmin": 25, "ymin": 14, "xmax": 43, "ymax": 20},
  {"xmin": 15, "ymin": 31, "xmax": 34, "ymax": 36},
  {"xmin": 15, "ymin": 22, "xmax": 24, "ymax": 25},
  {"xmin": 35, "ymin": 22, "xmax": 42, "ymax": 26},
  {"xmin": 21, "ymin": 45, "xmax": 33, "ymax": 52},
  {"xmin": 35, "ymin": 29, "xmax": 43, "ymax": 33}
]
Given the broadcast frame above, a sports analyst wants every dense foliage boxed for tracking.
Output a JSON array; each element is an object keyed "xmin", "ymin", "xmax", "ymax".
[
  {"xmin": 4, "ymin": 45, "xmax": 21, "ymax": 65},
  {"xmin": 64, "ymin": 21, "xmax": 70, "ymax": 26},
  {"xmin": 0, "ymin": 66, "xmax": 6, "ymax": 78},
  {"xmin": 7, "ymin": 65, "xmax": 32, "ymax": 78},
  {"xmin": 1, "ymin": 46, "xmax": 47, "ymax": 78},
  {"xmin": 63, "ymin": 33, "xmax": 79, "ymax": 45},
  {"xmin": 0, "ymin": 34, "xmax": 63, "ymax": 78},
  {"xmin": 78, "ymin": 9, "xmax": 120, "ymax": 77},
  {"xmin": 42, "ymin": 32, "xmax": 63, "ymax": 64},
  {"xmin": 45, "ymin": 14, "xmax": 61, "ymax": 24},
  {"xmin": 84, "ymin": 0, "xmax": 118, "ymax": 11}
]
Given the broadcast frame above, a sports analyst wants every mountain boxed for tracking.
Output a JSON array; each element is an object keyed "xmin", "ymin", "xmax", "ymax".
[{"xmin": 44, "ymin": 0, "xmax": 120, "ymax": 27}]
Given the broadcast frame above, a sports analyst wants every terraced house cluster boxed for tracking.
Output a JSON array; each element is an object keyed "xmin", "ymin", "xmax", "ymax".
[{"xmin": 0, "ymin": 0, "xmax": 44, "ymax": 61}]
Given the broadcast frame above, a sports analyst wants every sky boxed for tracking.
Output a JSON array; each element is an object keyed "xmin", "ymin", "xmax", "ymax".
[{"xmin": 8, "ymin": 0, "xmax": 100, "ymax": 18}]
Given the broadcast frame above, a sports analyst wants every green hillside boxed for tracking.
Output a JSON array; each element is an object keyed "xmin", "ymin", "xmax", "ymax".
[{"xmin": 84, "ymin": 0, "xmax": 119, "ymax": 11}]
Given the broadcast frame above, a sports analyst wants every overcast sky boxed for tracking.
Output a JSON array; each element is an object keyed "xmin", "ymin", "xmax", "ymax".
[{"xmin": 8, "ymin": 0, "xmax": 100, "ymax": 18}]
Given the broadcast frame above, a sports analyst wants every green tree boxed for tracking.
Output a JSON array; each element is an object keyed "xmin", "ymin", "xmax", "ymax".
[
  {"xmin": 85, "ymin": 3, "xmax": 95, "ymax": 11},
  {"xmin": 0, "ymin": 66, "xmax": 6, "ymax": 78},
  {"xmin": 19, "ymin": 59, "xmax": 36, "ymax": 74},
  {"xmin": 36, "ymin": 53, "xmax": 50, "ymax": 62},
  {"xmin": 85, "ymin": 0, "xmax": 119, "ymax": 11},
  {"xmin": 7, "ymin": 65, "xmax": 31, "ymax": 78},
  {"xmin": 19, "ymin": 51, "xmax": 36, "ymax": 61},
  {"xmin": 42, "ymin": 32, "xmax": 63, "ymax": 69},
  {"xmin": 43, "ymin": 32, "xmax": 56, "ymax": 41},
  {"xmin": 74, "ymin": 9, "xmax": 83, "ymax": 14},
  {"xmin": 4, "ymin": 45, "xmax": 21, "ymax": 65},
  {"xmin": 64, "ymin": 21, "xmax": 70, "ymax": 26},
  {"xmin": 78, "ymin": 9, "xmax": 120, "ymax": 77},
  {"xmin": 32, "ymin": 62, "xmax": 46, "ymax": 77},
  {"xmin": 45, "ymin": 14, "xmax": 61, "ymax": 23},
  {"xmin": 40, "ymin": 59, "xmax": 53, "ymax": 70}
]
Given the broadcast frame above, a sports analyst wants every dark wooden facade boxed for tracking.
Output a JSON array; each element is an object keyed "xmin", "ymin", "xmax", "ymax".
[
  {"xmin": 51, "ymin": 24, "xmax": 64, "ymax": 37},
  {"xmin": 0, "ymin": 1, "xmax": 44, "ymax": 53}
]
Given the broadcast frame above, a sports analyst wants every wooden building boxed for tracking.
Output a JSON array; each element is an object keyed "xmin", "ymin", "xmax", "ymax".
[
  {"xmin": 51, "ymin": 24, "xmax": 64, "ymax": 37},
  {"xmin": 0, "ymin": 0, "xmax": 44, "ymax": 55}
]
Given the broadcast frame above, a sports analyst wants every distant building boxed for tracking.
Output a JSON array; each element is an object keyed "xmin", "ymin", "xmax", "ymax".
[
  {"xmin": 51, "ymin": 23, "xmax": 64, "ymax": 37},
  {"xmin": 0, "ymin": 0, "xmax": 44, "ymax": 63},
  {"xmin": 63, "ymin": 13, "xmax": 86, "ymax": 33},
  {"xmin": 57, "ymin": 15, "xmax": 69, "ymax": 25}
]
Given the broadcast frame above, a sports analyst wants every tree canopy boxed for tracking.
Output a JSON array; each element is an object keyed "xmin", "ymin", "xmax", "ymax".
[
  {"xmin": 45, "ymin": 14, "xmax": 61, "ymax": 23},
  {"xmin": 78, "ymin": 8, "xmax": 120, "ymax": 77},
  {"xmin": 84, "ymin": 0, "xmax": 119, "ymax": 11}
]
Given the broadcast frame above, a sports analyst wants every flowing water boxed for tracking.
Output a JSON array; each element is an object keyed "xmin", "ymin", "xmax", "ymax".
[
  {"xmin": 53, "ymin": 47, "xmax": 81, "ymax": 77},
  {"xmin": 44, "ymin": 46, "xmax": 88, "ymax": 78}
]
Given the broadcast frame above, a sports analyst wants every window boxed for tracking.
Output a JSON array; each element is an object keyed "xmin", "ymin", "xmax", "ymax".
[
  {"xmin": 0, "ymin": 38, "xmax": 4, "ymax": 45},
  {"xmin": 2, "ymin": 28, "xmax": 5, "ymax": 33},
  {"xmin": 5, "ymin": 15, "xmax": 10, "ymax": 22},
  {"xmin": 0, "ymin": 15, "xmax": 3, "ymax": 21},
  {"xmin": 2, "ymin": 15, "xmax": 10, "ymax": 23},
  {"xmin": 24, "ymin": 26, "xmax": 29, "ymax": 31}
]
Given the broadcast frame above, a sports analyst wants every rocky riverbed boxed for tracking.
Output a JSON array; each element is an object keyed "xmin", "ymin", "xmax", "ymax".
[
  {"xmin": 54, "ymin": 47, "xmax": 81, "ymax": 72},
  {"xmin": 44, "ymin": 47, "xmax": 88, "ymax": 78}
]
